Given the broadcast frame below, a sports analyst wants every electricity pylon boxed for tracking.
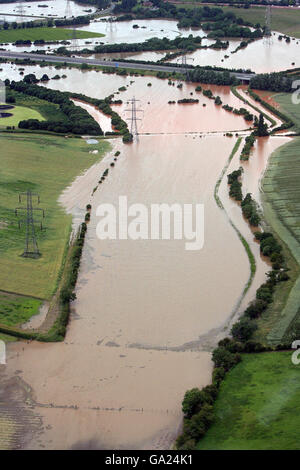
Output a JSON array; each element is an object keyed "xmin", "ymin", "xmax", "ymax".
[
  {"xmin": 264, "ymin": 4, "xmax": 272, "ymax": 45},
  {"xmin": 106, "ymin": 16, "xmax": 116, "ymax": 33},
  {"xmin": 65, "ymin": 0, "xmax": 79, "ymax": 50},
  {"xmin": 15, "ymin": 191, "xmax": 45, "ymax": 259},
  {"xmin": 16, "ymin": 1, "xmax": 25, "ymax": 22},
  {"xmin": 177, "ymin": 53, "xmax": 194, "ymax": 81},
  {"xmin": 125, "ymin": 97, "xmax": 143, "ymax": 142}
]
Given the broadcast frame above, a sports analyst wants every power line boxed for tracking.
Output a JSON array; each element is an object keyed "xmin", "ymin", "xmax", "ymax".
[
  {"xmin": 15, "ymin": 191, "xmax": 45, "ymax": 259},
  {"xmin": 125, "ymin": 97, "xmax": 143, "ymax": 142}
]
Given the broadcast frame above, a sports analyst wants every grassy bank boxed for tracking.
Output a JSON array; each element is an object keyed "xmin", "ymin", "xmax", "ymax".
[
  {"xmin": 0, "ymin": 133, "xmax": 110, "ymax": 308},
  {"xmin": 197, "ymin": 351, "xmax": 300, "ymax": 449},
  {"xmin": 0, "ymin": 27, "xmax": 104, "ymax": 43}
]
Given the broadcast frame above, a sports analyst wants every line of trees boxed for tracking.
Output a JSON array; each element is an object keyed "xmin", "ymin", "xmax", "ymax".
[{"xmin": 7, "ymin": 77, "xmax": 103, "ymax": 135}]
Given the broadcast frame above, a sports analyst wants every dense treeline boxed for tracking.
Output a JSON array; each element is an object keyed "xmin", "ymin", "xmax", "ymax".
[
  {"xmin": 249, "ymin": 72, "xmax": 294, "ymax": 92},
  {"xmin": 188, "ymin": 67, "xmax": 238, "ymax": 86},
  {"xmin": 7, "ymin": 77, "xmax": 102, "ymax": 135}
]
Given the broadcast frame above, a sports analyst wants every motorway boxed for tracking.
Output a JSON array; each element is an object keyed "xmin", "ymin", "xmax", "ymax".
[{"xmin": 0, "ymin": 50, "xmax": 256, "ymax": 81}]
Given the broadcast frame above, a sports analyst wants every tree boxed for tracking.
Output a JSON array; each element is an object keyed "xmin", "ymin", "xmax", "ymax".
[
  {"xmin": 231, "ymin": 318, "xmax": 257, "ymax": 341},
  {"xmin": 257, "ymin": 113, "xmax": 269, "ymax": 136}
]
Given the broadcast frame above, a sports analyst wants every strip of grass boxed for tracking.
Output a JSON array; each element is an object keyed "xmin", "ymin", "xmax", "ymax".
[
  {"xmin": 0, "ymin": 27, "xmax": 104, "ymax": 43},
  {"xmin": 0, "ymin": 133, "xmax": 110, "ymax": 299},
  {"xmin": 197, "ymin": 351, "xmax": 300, "ymax": 450},
  {"xmin": 0, "ymin": 105, "xmax": 45, "ymax": 127}
]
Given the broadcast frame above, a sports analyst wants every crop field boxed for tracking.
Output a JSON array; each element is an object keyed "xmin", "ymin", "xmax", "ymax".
[
  {"xmin": 197, "ymin": 351, "xmax": 300, "ymax": 450},
  {"xmin": 0, "ymin": 27, "xmax": 104, "ymax": 43},
  {"xmin": 0, "ymin": 105, "xmax": 45, "ymax": 127},
  {"xmin": 0, "ymin": 133, "xmax": 110, "ymax": 312}
]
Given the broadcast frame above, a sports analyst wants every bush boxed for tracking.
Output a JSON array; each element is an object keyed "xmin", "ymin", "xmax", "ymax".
[
  {"xmin": 231, "ymin": 317, "xmax": 257, "ymax": 342},
  {"xmin": 212, "ymin": 347, "xmax": 241, "ymax": 371}
]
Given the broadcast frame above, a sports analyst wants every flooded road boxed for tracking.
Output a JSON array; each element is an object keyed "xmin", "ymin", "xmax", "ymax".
[{"xmin": 0, "ymin": 66, "xmax": 290, "ymax": 449}]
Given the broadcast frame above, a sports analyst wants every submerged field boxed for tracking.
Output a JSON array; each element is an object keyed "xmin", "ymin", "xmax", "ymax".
[
  {"xmin": 0, "ymin": 27, "xmax": 104, "ymax": 43},
  {"xmin": 197, "ymin": 351, "xmax": 300, "ymax": 450},
  {"xmin": 0, "ymin": 133, "xmax": 110, "ymax": 308}
]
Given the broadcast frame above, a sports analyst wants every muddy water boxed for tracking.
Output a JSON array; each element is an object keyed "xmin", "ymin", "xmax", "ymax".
[
  {"xmin": 3, "ymin": 133, "xmax": 250, "ymax": 450},
  {"xmin": 0, "ymin": 63, "xmax": 256, "ymax": 133},
  {"xmin": 0, "ymin": 67, "xmax": 288, "ymax": 448}
]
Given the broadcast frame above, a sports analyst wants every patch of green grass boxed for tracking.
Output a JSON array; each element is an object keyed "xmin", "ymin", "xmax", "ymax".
[
  {"xmin": 197, "ymin": 351, "xmax": 300, "ymax": 450},
  {"xmin": 0, "ymin": 27, "xmax": 104, "ymax": 43},
  {"xmin": 0, "ymin": 105, "xmax": 45, "ymax": 127},
  {"xmin": 0, "ymin": 133, "xmax": 110, "ymax": 299},
  {"xmin": 0, "ymin": 292, "xmax": 41, "ymax": 326}
]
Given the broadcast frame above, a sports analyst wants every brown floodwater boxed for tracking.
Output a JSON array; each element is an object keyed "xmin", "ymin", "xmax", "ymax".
[{"xmin": 0, "ymin": 70, "xmax": 291, "ymax": 449}]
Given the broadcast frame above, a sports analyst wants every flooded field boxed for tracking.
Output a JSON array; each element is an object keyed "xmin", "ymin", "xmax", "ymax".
[
  {"xmin": 0, "ymin": 63, "xmax": 257, "ymax": 134},
  {"xmin": 0, "ymin": 61, "xmax": 291, "ymax": 449},
  {"xmin": 0, "ymin": 0, "xmax": 96, "ymax": 23}
]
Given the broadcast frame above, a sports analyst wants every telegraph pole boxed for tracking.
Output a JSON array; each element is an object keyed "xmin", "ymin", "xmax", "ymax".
[
  {"xmin": 15, "ymin": 191, "xmax": 45, "ymax": 259},
  {"xmin": 125, "ymin": 97, "xmax": 143, "ymax": 142}
]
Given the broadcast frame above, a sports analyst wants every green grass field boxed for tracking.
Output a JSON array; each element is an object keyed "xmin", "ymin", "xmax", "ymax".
[
  {"xmin": 0, "ymin": 27, "xmax": 104, "ymax": 43},
  {"xmin": 197, "ymin": 351, "xmax": 300, "ymax": 449},
  {"xmin": 173, "ymin": 3, "xmax": 300, "ymax": 37},
  {"xmin": 0, "ymin": 105, "xmax": 45, "ymax": 127},
  {"xmin": 0, "ymin": 133, "xmax": 110, "ymax": 304}
]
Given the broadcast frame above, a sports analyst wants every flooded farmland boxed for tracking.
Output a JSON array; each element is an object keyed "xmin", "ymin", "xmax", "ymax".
[{"xmin": 0, "ymin": 64, "xmax": 290, "ymax": 448}]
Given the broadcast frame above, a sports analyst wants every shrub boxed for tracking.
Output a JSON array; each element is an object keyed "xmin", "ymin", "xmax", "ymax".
[{"xmin": 231, "ymin": 317, "xmax": 257, "ymax": 342}]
